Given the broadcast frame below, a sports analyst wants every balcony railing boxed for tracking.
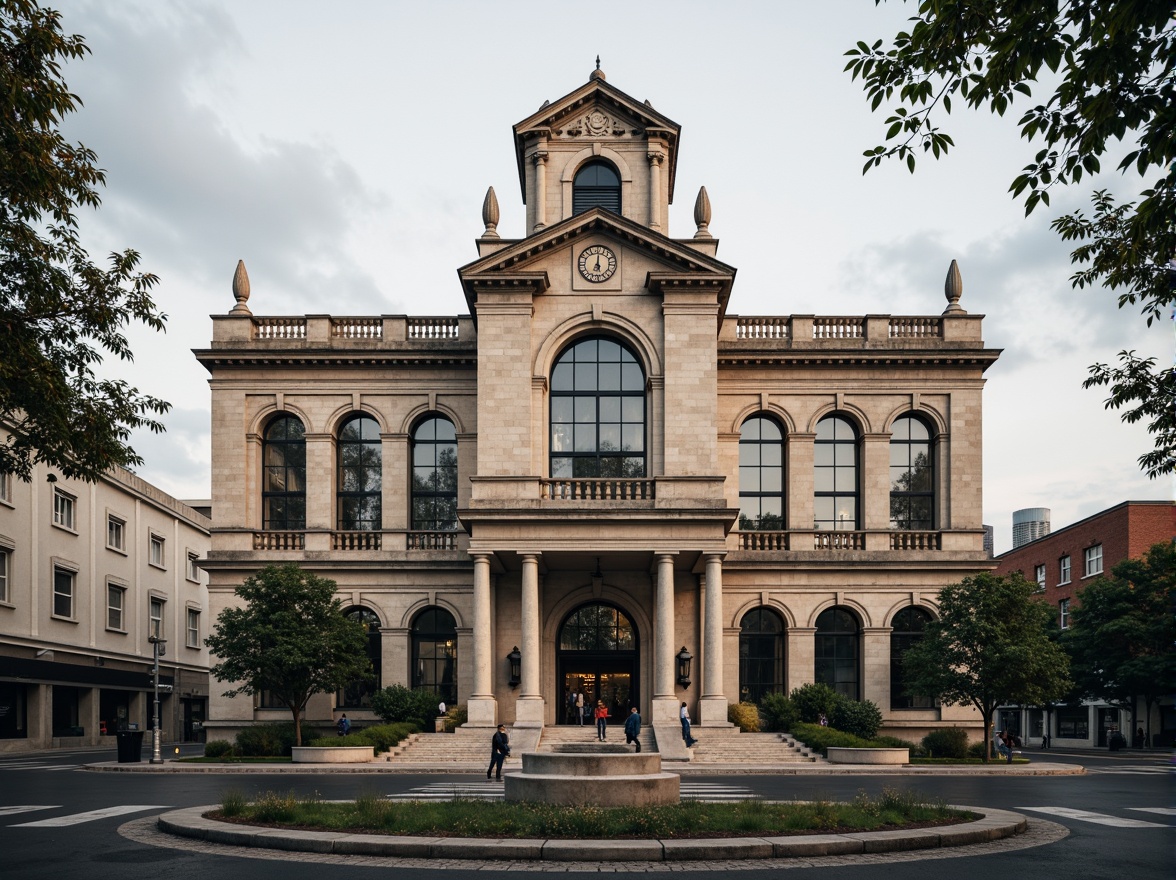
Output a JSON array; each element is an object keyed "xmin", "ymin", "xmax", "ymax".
[
  {"xmin": 541, "ymin": 479, "xmax": 655, "ymax": 501},
  {"xmin": 889, "ymin": 531, "xmax": 941, "ymax": 550},
  {"xmin": 735, "ymin": 530, "xmax": 942, "ymax": 551},
  {"xmin": 253, "ymin": 531, "xmax": 305, "ymax": 550},
  {"xmin": 332, "ymin": 530, "xmax": 382, "ymax": 550},
  {"xmin": 253, "ymin": 318, "xmax": 306, "ymax": 340},
  {"xmin": 407, "ymin": 530, "xmax": 460, "ymax": 550}
]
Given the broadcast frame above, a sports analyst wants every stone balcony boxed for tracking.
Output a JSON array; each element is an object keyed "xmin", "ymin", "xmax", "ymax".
[
  {"xmin": 205, "ymin": 314, "xmax": 477, "ymax": 351},
  {"xmin": 720, "ymin": 312, "xmax": 992, "ymax": 355},
  {"xmin": 211, "ymin": 529, "xmax": 470, "ymax": 555}
]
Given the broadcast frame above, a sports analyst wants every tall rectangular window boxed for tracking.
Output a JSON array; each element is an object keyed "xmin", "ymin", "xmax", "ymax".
[
  {"xmin": 53, "ymin": 567, "xmax": 74, "ymax": 618},
  {"xmin": 1084, "ymin": 544, "xmax": 1103, "ymax": 577},
  {"xmin": 1059, "ymin": 598, "xmax": 1070, "ymax": 630},
  {"xmin": 1059, "ymin": 555, "xmax": 1071, "ymax": 585},
  {"xmin": 0, "ymin": 472, "xmax": 11, "ymax": 504},
  {"xmin": 149, "ymin": 597, "xmax": 164, "ymax": 639},
  {"xmin": 107, "ymin": 516, "xmax": 126, "ymax": 551},
  {"xmin": 149, "ymin": 534, "xmax": 165, "ymax": 568},
  {"xmin": 53, "ymin": 489, "xmax": 76, "ymax": 530},
  {"xmin": 186, "ymin": 552, "xmax": 200, "ymax": 582},
  {"xmin": 0, "ymin": 549, "xmax": 8, "ymax": 604},
  {"xmin": 1034, "ymin": 564, "xmax": 1046, "ymax": 590},
  {"xmin": 186, "ymin": 609, "xmax": 200, "ymax": 648},
  {"xmin": 107, "ymin": 585, "xmax": 125, "ymax": 631}
]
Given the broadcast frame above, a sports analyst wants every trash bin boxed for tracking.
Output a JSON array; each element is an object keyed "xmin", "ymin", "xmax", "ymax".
[{"xmin": 116, "ymin": 730, "xmax": 145, "ymax": 763}]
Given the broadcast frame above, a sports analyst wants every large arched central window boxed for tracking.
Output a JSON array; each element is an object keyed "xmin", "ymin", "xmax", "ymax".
[
  {"xmin": 337, "ymin": 415, "xmax": 382, "ymax": 530},
  {"xmin": 815, "ymin": 607, "xmax": 860, "ymax": 700},
  {"xmin": 560, "ymin": 603, "xmax": 636, "ymax": 651},
  {"xmin": 890, "ymin": 606, "xmax": 934, "ymax": 709},
  {"xmin": 814, "ymin": 415, "xmax": 859, "ymax": 530},
  {"xmin": 739, "ymin": 608, "xmax": 784, "ymax": 704},
  {"xmin": 412, "ymin": 416, "xmax": 457, "ymax": 531},
  {"xmin": 263, "ymin": 415, "xmax": 305, "ymax": 530},
  {"xmin": 338, "ymin": 607, "xmax": 380, "ymax": 708},
  {"xmin": 412, "ymin": 607, "xmax": 457, "ymax": 706},
  {"xmin": 889, "ymin": 415, "xmax": 934, "ymax": 530},
  {"xmin": 573, "ymin": 160, "xmax": 621, "ymax": 214},
  {"xmin": 739, "ymin": 416, "xmax": 784, "ymax": 530},
  {"xmin": 550, "ymin": 337, "xmax": 645, "ymax": 478}
]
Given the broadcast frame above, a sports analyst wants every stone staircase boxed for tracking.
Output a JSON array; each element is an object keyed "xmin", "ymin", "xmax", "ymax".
[
  {"xmin": 380, "ymin": 728, "xmax": 523, "ymax": 771},
  {"xmin": 536, "ymin": 722, "xmax": 657, "ymax": 753},
  {"xmin": 687, "ymin": 728, "xmax": 824, "ymax": 764}
]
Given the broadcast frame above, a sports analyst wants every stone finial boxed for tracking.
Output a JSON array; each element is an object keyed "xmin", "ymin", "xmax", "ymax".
[
  {"xmin": 482, "ymin": 186, "xmax": 500, "ymax": 238},
  {"xmin": 230, "ymin": 259, "xmax": 252, "ymax": 315},
  {"xmin": 693, "ymin": 186, "xmax": 712, "ymax": 238},
  {"xmin": 590, "ymin": 56, "xmax": 605, "ymax": 81},
  {"xmin": 943, "ymin": 259, "xmax": 965, "ymax": 314}
]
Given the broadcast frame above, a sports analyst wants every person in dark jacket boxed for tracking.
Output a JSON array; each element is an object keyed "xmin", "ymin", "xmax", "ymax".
[
  {"xmin": 487, "ymin": 724, "xmax": 510, "ymax": 780},
  {"xmin": 623, "ymin": 706, "xmax": 642, "ymax": 752}
]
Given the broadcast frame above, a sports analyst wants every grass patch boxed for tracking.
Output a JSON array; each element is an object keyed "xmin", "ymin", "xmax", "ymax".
[{"xmin": 210, "ymin": 786, "xmax": 976, "ymax": 839}]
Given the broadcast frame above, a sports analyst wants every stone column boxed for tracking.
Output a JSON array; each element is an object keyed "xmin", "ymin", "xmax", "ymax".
[
  {"xmin": 699, "ymin": 553, "xmax": 730, "ymax": 726},
  {"xmin": 515, "ymin": 553, "xmax": 545, "ymax": 726},
  {"xmin": 652, "ymin": 552, "xmax": 677, "ymax": 723},
  {"xmin": 466, "ymin": 553, "xmax": 496, "ymax": 727},
  {"xmin": 532, "ymin": 152, "xmax": 548, "ymax": 232},
  {"xmin": 647, "ymin": 151, "xmax": 664, "ymax": 231}
]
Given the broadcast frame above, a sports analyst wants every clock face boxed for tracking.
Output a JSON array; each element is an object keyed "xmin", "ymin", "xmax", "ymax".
[{"xmin": 577, "ymin": 245, "xmax": 617, "ymax": 283}]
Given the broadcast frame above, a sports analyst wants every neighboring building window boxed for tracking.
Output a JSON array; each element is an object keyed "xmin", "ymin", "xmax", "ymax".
[
  {"xmin": 186, "ymin": 552, "xmax": 200, "ymax": 582},
  {"xmin": 888, "ymin": 415, "xmax": 933, "ymax": 530},
  {"xmin": 550, "ymin": 337, "xmax": 646, "ymax": 479},
  {"xmin": 1059, "ymin": 555, "xmax": 1071, "ymax": 585},
  {"xmin": 814, "ymin": 415, "xmax": 859, "ymax": 530},
  {"xmin": 107, "ymin": 516, "xmax": 125, "ymax": 552},
  {"xmin": 890, "ymin": 607, "xmax": 934, "ymax": 709},
  {"xmin": 52, "ymin": 567, "xmax": 74, "ymax": 618},
  {"xmin": 149, "ymin": 597, "xmax": 164, "ymax": 640},
  {"xmin": 0, "ymin": 549, "xmax": 8, "ymax": 604},
  {"xmin": 337, "ymin": 414, "xmax": 382, "ymax": 531},
  {"xmin": 1084, "ymin": 544, "xmax": 1103, "ymax": 577},
  {"xmin": 257, "ymin": 690, "xmax": 284, "ymax": 709},
  {"xmin": 149, "ymin": 534, "xmax": 165, "ymax": 568},
  {"xmin": 0, "ymin": 472, "xmax": 12, "ymax": 504},
  {"xmin": 262, "ymin": 415, "xmax": 306, "ymax": 530},
  {"xmin": 738, "ymin": 416, "xmax": 784, "ymax": 530},
  {"xmin": 338, "ymin": 607, "xmax": 381, "ymax": 708},
  {"xmin": 738, "ymin": 608, "xmax": 784, "ymax": 704},
  {"xmin": 107, "ymin": 585, "xmax": 125, "ymax": 631},
  {"xmin": 411, "ymin": 416, "xmax": 457, "ymax": 531},
  {"xmin": 1056, "ymin": 705, "xmax": 1089, "ymax": 739},
  {"xmin": 1059, "ymin": 598, "xmax": 1070, "ymax": 630},
  {"xmin": 411, "ymin": 607, "xmax": 457, "ymax": 707},
  {"xmin": 1034, "ymin": 564, "xmax": 1046, "ymax": 591},
  {"xmin": 814, "ymin": 607, "xmax": 860, "ymax": 700},
  {"xmin": 53, "ymin": 489, "xmax": 76, "ymax": 530},
  {"xmin": 572, "ymin": 160, "xmax": 621, "ymax": 214},
  {"xmin": 186, "ymin": 609, "xmax": 200, "ymax": 648}
]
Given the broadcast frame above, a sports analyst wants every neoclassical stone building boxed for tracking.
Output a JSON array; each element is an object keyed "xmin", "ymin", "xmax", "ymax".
[{"xmin": 198, "ymin": 68, "xmax": 999, "ymax": 751}]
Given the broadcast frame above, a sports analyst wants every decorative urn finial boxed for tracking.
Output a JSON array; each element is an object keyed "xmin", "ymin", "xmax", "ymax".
[
  {"xmin": 230, "ymin": 259, "xmax": 252, "ymax": 315},
  {"xmin": 693, "ymin": 186, "xmax": 712, "ymax": 238},
  {"xmin": 943, "ymin": 259, "xmax": 964, "ymax": 314},
  {"xmin": 482, "ymin": 186, "xmax": 500, "ymax": 238},
  {"xmin": 590, "ymin": 56, "xmax": 605, "ymax": 81}
]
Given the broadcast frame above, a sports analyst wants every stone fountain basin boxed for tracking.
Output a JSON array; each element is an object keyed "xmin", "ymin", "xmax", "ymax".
[{"xmin": 505, "ymin": 748, "xmax": 679, "ymax": 806}]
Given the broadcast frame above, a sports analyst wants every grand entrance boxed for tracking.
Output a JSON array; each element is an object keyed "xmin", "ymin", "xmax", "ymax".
[{"xmin": 556, "ymin": 603, "xmax": 638, "ymax": 724}]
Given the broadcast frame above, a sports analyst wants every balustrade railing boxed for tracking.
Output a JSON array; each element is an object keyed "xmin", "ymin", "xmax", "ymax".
[
  {"xmin": 332, "ymin": 530, "xmax": 382, "ymax": 550},
  {"xmin": 812, "ymin": 317, "xmax": 863, "ymax": 339},
  {"xmin": 253, "ymin": 531, "xmax": 305, "ymax": 550},
  {"xmin": 408, "ymin": 317, "xmax": 460, "ymax": 340},
  {"xmin": 738, "ymin": 531, "xmax": 790, "ymax": 550},
  {"xmin": 735, "ymin": 530, "xmax": 944, "ymax": 552},
  {"xmin": 541, "ymin": 479, "xmax": 655, "ymax": 501},
  {"xmin": 889, "ymin": 531, "xmax": 941, "ymax": 550},
  {"xmin": 888, "ymin": 317, "xmax": 941, "ymax": 338},
  {"xmin": 813, "ymin": 530, "xmax": 865, "ymax": 549},
  {"xmin": 736, "ymin": 317, "xmax": 790, "ymax": 340},
  {"xmin": 331, "ymin": 318, "xmax": 382, "ymax": 339},
  {"xmin": 407, "ymin": 530, "xmax": 459, "ymax": 550},
  {"xmin": 253, "ymin": 318, "xmax": 306, "ymax": 340}
]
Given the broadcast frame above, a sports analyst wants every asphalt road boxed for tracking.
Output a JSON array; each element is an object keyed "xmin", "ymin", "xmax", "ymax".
[{"xmin": 1, "ymin": 745, "xmax": 1170, "ymax": 879}]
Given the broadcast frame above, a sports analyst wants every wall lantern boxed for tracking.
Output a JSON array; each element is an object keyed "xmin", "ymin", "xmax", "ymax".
[
  {"xmin": 676, "ymin": 646, "xmax": 693, "ymax": 689},
  {"xmin": 507, "ymin": 646, "xmax": 521, "ymax": 689}
]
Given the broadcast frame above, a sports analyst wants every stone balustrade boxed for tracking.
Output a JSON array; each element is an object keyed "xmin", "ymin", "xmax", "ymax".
[
  {"xmin": 725, "ymin": 313, "xmax": 983, "ymax": 346},
  {"xmin": 540, "ymin": 478, "xmax": 655, "ymax": 500},
  {"xmin": 735, "ymin": 530, "xmax": 945, "ymax": 552},
  {"xmin": 209, "ymin": 314, "xmax": 475, "ymax": 347}
]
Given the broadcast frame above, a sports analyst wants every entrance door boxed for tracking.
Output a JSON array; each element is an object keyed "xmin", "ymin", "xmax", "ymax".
[
  {"xmin": 1097, "ymin": 707, "xmax": 1118, "ymax": 747},
  {"xmin": 557, "ymin": 603, "xmax": 638, "ymax": 724}
]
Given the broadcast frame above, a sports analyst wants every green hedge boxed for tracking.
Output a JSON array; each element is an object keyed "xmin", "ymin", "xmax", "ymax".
[
  {"xmin": 728, "ymin": 701, "xmax": 760, "ymax": 732},
  {"xmin": 758, "ymin": 693, "xmax": 798, "ymax": 732},
  {"xmin": 369, "ymin": 685, "xmax": 440, "ymax": 728},
  {"xmin": 235, "ymin": 722, "xmax": 298, "ymax": 757},
  {"xmin": 791, "ymin": 722, "xmax": 915, "ymax": 756},
  {"xmin": 203, "ymin": 739, "xmax": 236, "ymax": 758},
  {"xmin": 305, "ymin": 722, "xmax": 419, "ymax": 754}
]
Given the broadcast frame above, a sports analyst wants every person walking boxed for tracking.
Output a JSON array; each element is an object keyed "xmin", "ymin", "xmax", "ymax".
[
  {"xmin": 624, "ymin": 706, "xmax": 642, "ymax": 752},
  {"xmin": 336, "ymin": 713, "xmax": 350, "ymax": 736},
  {"xmin": 680, "ymin": 701, "xmax": 697, "ymax": 747},
  {"xmin": 594, "ymin": 700, "xmax": 609, "ymax": 741},
  {"xmin": 487, "ymin": 724, "xmax": 510, "ymax": 780}
]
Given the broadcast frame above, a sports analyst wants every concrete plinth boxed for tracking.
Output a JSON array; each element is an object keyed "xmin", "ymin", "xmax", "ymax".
[
  {"xmin": 826, "ymin": 747, "xmax": 909, "ymax": 765},
  {"xmin": 505, "ymin": 748, "xmax": 679, "ymax": 806}
]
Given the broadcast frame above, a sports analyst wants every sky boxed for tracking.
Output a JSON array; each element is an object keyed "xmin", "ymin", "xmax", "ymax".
[{"xmin": 50, "ymin": 0, "xmax": 1170, "ymax": 553}]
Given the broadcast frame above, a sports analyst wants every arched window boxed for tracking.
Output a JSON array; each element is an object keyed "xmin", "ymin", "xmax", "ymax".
[
  {"xmin": 559, "ymin": 603, "xmax": 636, "ymax": 651},
  {"xmin": 739, "ymin": 608, "xmax": 784, "ymax": 704},
  {"xmin": 573, "ymin": 160, "xmax": 621, "ymax": 214},
  {"xmin": 889, "ymin": 415, "xmax": 933, "ymax": 530},
  {"xmin": 262, "ymin": 415, "xmax": 306, "ymax": 530},
  {"xmin": 558, "ymin": 603, "xmax": 638, "ymax": 720},
  {"xmin": 890, "ymin": 606, "xmax": 934, "ymax": 709},
  {"xmin": 815, "ymin": 607, "xmax": 860, "ymax": 700},
  {"xmin": 739, "ymin": 416, "xmax": 784, "ymax": 530},
  {"xmin": 550, "ymin": 337, "xmax": 645, "ymax": 478},
  {"xmin": 338, "ymin": 607, "xmax": 380, "ymax": 708},
  {"xmin": 412, "ymin": 607, "xmax": 457, "ymax": 706},
  {"xmin": 337, "ymin": 415, "xmax": 382, "ymax": 531},
  {"xmin": 814, "ymin": 415, "xmax": 859, "ymax": 530},
  {"xmin": 412, "ymin": 417, "xmax": 458, "ymax": 531}
]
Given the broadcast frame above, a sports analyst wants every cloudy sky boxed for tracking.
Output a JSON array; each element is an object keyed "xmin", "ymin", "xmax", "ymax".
[{"xmin": 53, "ymin": 1, "xmax": 1168, "ymax": 553}]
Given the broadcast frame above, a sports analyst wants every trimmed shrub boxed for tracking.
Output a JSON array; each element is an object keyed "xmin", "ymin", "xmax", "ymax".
[
  {"xmin": 967, "ymin": 740, "xmax": 991, "ymax": 759},
  {"xmin": 369, "ymin": 685, "xmax": 439, "ymax": 728},
  {"xmin": 922, "ymin": 727, "xmax": 969, "ymax": 760},
  {"xmin": 235, "ymin": 722, "xmax": 297, "ymax": 757},
  {"xmin": 789, "ymin": 682, "xmax": 842, "ymax": 724},
  {"xmin": 791, "ymin": 721, "xmax": 872, "ymax": 755},
  {"xmin": 728, "ymin": 701, "xmax": 760, "ymax": 732},
  {"xmin": 306, "ymin": 722, "xmax": 418, "ymax": 753},
  {"xmin": 758, "ymin": 692, "xmax": 798, "ymax": 732},
  {"xmin": 874, "ymin": 735, "xmax": 922, "ymax": 756},
  {"xmin": 829, "ymin": 699, "xmax": 883, "ymax": 739},
  {"xmin": 203, "ymin": 739, "xmax": 235, "ymax": 758},
  {"xmin": 444, "ymin": 703, "xmax": 468, "ymax": 733}
]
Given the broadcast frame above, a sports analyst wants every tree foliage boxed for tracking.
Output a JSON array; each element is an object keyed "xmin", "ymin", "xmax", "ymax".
[
  {"xmin": 0, "ymin": 0, "xmax": 169, "ymax": 482},
  {"xmin": 1063, "ymin": 541, "xmax": 1176, "ymax": 736},
  {"xmin": 900, "ymin": 572, "xmax": 1071, "ymax": 761},
  {"xmin": 204, "ymin": 564, "xmax": 371, "ymax": 746},
  {"xmin": 846, "ymin": 0, "xmax": 1176, "ymax": 478}
]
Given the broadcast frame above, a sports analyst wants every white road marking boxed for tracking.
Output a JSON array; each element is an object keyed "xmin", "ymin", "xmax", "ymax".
[
  {"xmin": 11, "ymin": 805, "xmax": 168, "ymax": 827},
  {"xmin": 1130, "ymin": 807, "xmax": 1176, "ymax": 816},
  {"xmin": 385, "ymin": 781, "xmax": 760, "ymax": 802},
  {"xmin": 0, "ymin": 806, "xmax": 60, "ymax": 816},
  {"xmin": 1084, "ymin": 765, "xmax": 1171, "ymax": 775},
  {"xmin": 1018, "ymin": 806, "xmax": 1167, "ymax": 828}
]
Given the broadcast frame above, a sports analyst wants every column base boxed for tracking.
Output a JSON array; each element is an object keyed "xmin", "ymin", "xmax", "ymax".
[
  {"xmin": 466, "ymin": 697, "xmax": 498, "ymax": 728},
  {"xmin": 513, "ymin": 696, "xmax": 546, "ymax": 727},
  {"xmin": 699, "ymin": 696, "xmax": 734, "ymax": 727},
  {"xmin": 651, "ymin": 696, "xmax": 679, "ymax": 725}
]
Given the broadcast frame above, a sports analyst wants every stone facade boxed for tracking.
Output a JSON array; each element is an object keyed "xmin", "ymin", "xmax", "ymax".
[{"xmin": 197, "ymin": 69, "xmax": 1000, "ymax": 748}]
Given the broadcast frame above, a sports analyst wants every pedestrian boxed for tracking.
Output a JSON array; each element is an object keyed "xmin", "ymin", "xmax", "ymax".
[
  {"xmin": 566, "ymin": 690, "xmax": 577, "ymax": 725},
  {"xmin": 624, "ymin": 706, "xmax": 642, "ymax": 752},
  {"xmin": 575, "ymin": 691, "xmax": 585, "ymax": 725},
  {"xmin": 1135, "ymin": 726, "xmax": 1144, "ymax": 748},
  {"xmin": 337, "ymin": 713, "xmax": 350, "ymax": 736},
  {"xmin": 1041, "ymin": 727, "xmax": 1050, "ymax": 749},
  {"xmin": 438, "ymin": 701, "xmax": 447, "ymax": 717},
  {"xmin": 594, "ymin": 700, "xmax": 609, "ymax": 741},
  {"xmin": 487, "ymin": 724, "xmax": 510, "ymax": 780},
  {"xmin": 680, "ymin": 701, "xmax": 697, "ymax": 747},
  {"xmin": 994, "ymin": 729, "xmax": 1009, "ymax": 760},
  {"xmin": 818, "ymin": 712, "xmax": 828, "ymax": 727}
]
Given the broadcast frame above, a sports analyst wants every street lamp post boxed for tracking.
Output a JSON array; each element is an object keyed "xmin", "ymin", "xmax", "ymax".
[{"xmin": 148, "ymin": 635, "xmax": 166, "ymax": 764}]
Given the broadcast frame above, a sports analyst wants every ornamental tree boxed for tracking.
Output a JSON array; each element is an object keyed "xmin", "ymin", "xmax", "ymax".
[
  {"xmin": 205, "ymin": 564, "xmax": 371, "ymax": 746},
  {"xmin": 900, "ymin": 571, "xmax": 1071, "ymax": 761}
]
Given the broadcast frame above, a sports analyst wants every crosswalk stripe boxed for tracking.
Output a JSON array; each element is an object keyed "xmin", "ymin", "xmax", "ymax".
[
  {"xmin": 1084, "ymin": 766, "xmax": 1170, "ymax": 775},
  {"xmin": 11, "ymin": 805, "xmax": 169, "ymax": 827},
  {"xmin": 1018, "ymin": 806, "xmax": 1167, "ymax": 828},
  {"xmin": 0, "ymin": 806, "xmax": 59, "ymax": 817},
  {"xmin": 384, "ymin": 782, "xmax": 759, "ymax": 803},
  {"xmin": 1130, "ymin": 807, "xmax": 1176, "ymax": 816}
]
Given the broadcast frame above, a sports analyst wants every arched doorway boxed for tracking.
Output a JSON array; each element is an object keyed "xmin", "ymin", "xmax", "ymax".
[{"xmin": 556, "ymin": 603, "xmax": 638, "ymax": 724}]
